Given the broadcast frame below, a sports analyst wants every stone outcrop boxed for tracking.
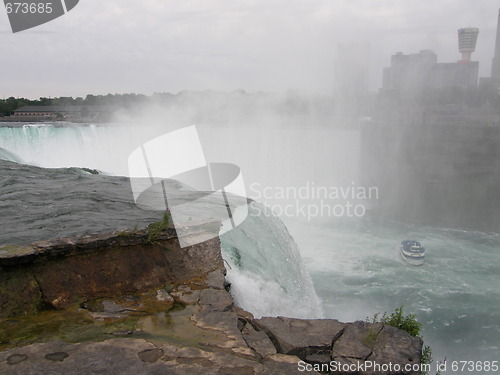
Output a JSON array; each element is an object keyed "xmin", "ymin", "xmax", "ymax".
[
  {"xmin": 248, "ymin": 317, "xmax": 422, "ymax": 374},
  {"xmin": 0, "ymin": 223, "xmax": 220, "ymax": 316},
  {"xmin": 0, "ymin": 227, "xmax": 423, "ymax": 374}
]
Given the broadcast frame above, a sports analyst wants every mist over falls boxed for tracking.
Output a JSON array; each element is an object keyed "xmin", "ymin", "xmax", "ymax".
[
  {"xmin": 1, "ymin": 93, "xmax": 499, "ymax": 364},
  {"xmin": 360, "ymin": 121, "xmax": 500, "ymax": 233},
  {"xmin": 0, "ymin": 105, "xmax": 498, "ymax": 234}
]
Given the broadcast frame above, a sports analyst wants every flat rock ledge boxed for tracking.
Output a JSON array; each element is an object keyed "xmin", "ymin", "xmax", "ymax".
[{"xmin": 0, "ymin": 229, "xmax": 422, "ymax": 375}]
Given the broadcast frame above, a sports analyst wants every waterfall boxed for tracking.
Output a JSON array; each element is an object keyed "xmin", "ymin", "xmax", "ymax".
[
  {"xmin": 220, "ymin": 201, "xmax": 323, "ymax": 318},
  {"xmin": 0, "ymin": 122, "xmax": 324, "ymax": 318},
  {"xmin": 0, "ymin": 147, "xmax": 23, "ymax": 163}
]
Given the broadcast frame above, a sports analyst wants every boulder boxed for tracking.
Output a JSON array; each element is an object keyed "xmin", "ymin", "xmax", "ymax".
[
  {"xmin": 240, "ymin": 321, "xmax": 277, "ymax": 358},
  {"xmin": 254, "ymin": 316, "xmax": 345, "ymax": 358},
  {"xmin": 331, "ymin": 321, "xmax": 379, "ymax": 360},
  {"xmin": 331, "ymin": 321, "xmax": 423, "ymax": 375},
  {"xmin": 366, "ymin": 324, "xmax": 423, "ymax": 375}
]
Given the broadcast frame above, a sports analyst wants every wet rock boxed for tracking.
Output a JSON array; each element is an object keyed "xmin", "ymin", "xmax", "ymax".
[
  {"xmin": 330, "ymin": 356, "xmax": 367, "ymax": 375},
  {"xmin": 89, "ymin": 312, "xmax": 125, "ymax": 320},
  {"xmin": 217, "ymin": 365, "xmax": 255, "ymax": 375},
  {"xmin": 176, "ymin": 357, "xmax": 214, "ymax": 367},
  {"xmin": 101, "ymin": 300, "xmax": 128, "ymax": 313},
  {"xmin": 0, "ymin": 228, "xmax": 223, "ymax": 317},
  {"xmin": 205, "ymin": 269, "xmax": 226, "ymax": 290},
  {"xmin": 0, "ymin": 339, "xmax": 156, "ymax": 375},
  {"xmin": 125, "ymin": 295, "xmax": 141, "ymax": 303},
  {"xmin": 6, "ymin": 354, "xmax": 27, "ymax": 365},
  {"xmin": 170, "ymin": 286, "xmax": 201, "ymax": 305},
  {"xmin": 331, "ymin": 321, "xmax": 378, "ymax": 360},
  {"xmin": 240, "ymin": 322, "xmax": 277, "ymax": 358},
  {"xmin": 262, "ymin": 353, "xmax": 321, "ymax": 374},
  {"xmin": 44, "ymin": 352, "xmax": 69, "ymax": 362},
  {"xmin": 84, "ymin": 300, "xmax": 132, "ymax": 319},
  {"xmin": 138, "ymin": 348, "xmax": 164, "ymax": 363},
  {"xmin": 156, "ymin": 289, "xmax": 174, "ymax": 303},
  {"xmin": 192, "ymin": 311, "xmax": 250, "ymax": 354},
  {"xmin": 194, "ymin": 347, "xmax": 263, "ymax": 373},
  {"xmin": 81, "ymin": 299, "xmax": 103, "ymax": 312},
  {"xmin": 0, "ymin": 268, "xmax": 42, "ymax": 317},
  {"xmin": 233, "ymin": 306, "xmax": 254, "ymax": 321},
  {"xmin": 254, "ymin": 316, "xmax": 345, "ymax": 358},
  {"xmin": 330, "ymin": 322, "xmax": 423, "ymax": 375},
  {"xmin": 0, "ymin": 229, "xmax": 423, "ymax": 374},
  {"xmin": 198, "ymin": 288, "xmax": 233, "ymax": 312},
  {"xmin": 366, "ymin": 324, "xmax": 423, "ymax": 375},
  {"xmin": 107, "ymin": 329, "xmax": 134, "ymax": 336},
  {"xmin": 304, "ymin": 352, "xmax": 331, "ymax": 366}
]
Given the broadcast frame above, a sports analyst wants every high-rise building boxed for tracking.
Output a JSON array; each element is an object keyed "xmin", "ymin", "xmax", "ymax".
[
  {"xmin": 382, "ymin": 50, "xmax": 437, "ymax": 94},
  {"xmin": 382, "ymin": 27, "xmax": 480, "ymax": 95},
  {"xmin": 458, "ymin": 28, "xmax": 479, "ymax": 62},
  {"xmin": 491, "ymin": 9, "xmax": 500, "ymax": 78},
  {"xmin": 479, "ymin": 8, "xmax": 500, "ymax": 96},
  {"xmin": 429, "ymin": 61, "xmax": 479, "ymax": 89}
]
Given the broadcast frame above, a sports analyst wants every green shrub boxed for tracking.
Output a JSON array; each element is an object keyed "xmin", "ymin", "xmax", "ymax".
[
  {"xmin": 421, "ymin": 345, "xmax": 433, "ymax": 373},
  {"xmin": 380, "ymin": 305, "xmax": 422, "ymax": 337},
  {"xmin": 367, "ymin": 306, "xmax": 434, "ymax": 375}
]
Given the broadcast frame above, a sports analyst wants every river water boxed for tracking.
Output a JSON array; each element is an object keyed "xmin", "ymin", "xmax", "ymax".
[{"xmin": 1, "ymin": 122, "xmax": 498, "ymax": 373}]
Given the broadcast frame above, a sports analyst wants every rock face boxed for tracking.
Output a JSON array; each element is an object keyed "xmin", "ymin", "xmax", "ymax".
[
  {"xmin": 254, "ymin": 316, "xmax": 345, "ymax": 356},
  {"xmin": 251, "ymin": 318, "xmax": 422, "ymax": 375},
  {"xmin": 0, "ymin": 228, "xmax": 423, "ymax": 374},
  {"xmin": 0, "ymin": 225, "xmax": 221, "ymax": 315}
]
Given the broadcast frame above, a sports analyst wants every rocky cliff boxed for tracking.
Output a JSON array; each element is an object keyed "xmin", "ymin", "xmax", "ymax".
[{"xmin": 0, "ymin": 226, "xmax": 422, "ymax": 374}]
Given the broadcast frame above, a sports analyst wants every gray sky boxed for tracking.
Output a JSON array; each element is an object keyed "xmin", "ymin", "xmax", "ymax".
[{"xmin": 1, "ymin": 0, "xmax": 498, "ymax": 99}]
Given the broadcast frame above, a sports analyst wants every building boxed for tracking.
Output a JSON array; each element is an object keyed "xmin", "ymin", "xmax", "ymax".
[
  {"xmin": 382, "ymin": 50, "xmax": 437, "ymax": 94},
  {"xmin": 479, "ymin": 8, "xmax": 500, "ymax": 96},
  {"xmin": 429, "ymin": 61, "xmax": 479, "ymax": 89},
  {"xmin": 382, "ymin": 28, "xmax": 479, "ymax": 95},
  {"xmin": 491, "ymin": 9, "xmax": 500, "ymax": 78},
  {"xmin": 458, "ymin": 28, "xmax": 479, "ymax": 62},
  {"xmin": 13, "ymin": 105, "xmax": 105, "ymax": 120}
]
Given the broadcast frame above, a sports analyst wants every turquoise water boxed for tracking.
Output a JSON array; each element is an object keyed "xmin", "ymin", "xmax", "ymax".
[
  {"xmin": 286, "ymin": 217, "xmax": 500, "ymax": 372},
  {"xmin": 220, "ymin": 202, "xmax": 323, "ymax": 319},
  {"xmin": 0, "ymin": 146, "xmax": 23, "ymax": 163},
  {"xmin": 1, "ymin": 122, "xmax": 498, "ymax": 373}
]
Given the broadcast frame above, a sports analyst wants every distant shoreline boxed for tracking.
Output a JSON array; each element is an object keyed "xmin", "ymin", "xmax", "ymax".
[{"xmin": 0, "ymin": 116, "xmax": 106, "ymax": 124}]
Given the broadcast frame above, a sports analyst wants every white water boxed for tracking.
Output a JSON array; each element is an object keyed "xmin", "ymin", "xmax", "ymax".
[
  {"xmin": 1, "ymin": 122, "xmax": 499, "ymax": 373},
  {"xmin": 0, "ymin": 123, "xmax": 159, "ymax": 175},
  {"xmin": 220, "ymin": 202, "xmax": 323, "ymax": 319},
  {"xmin": 286, "ymin": 217, "xmax": 500, "ymax": 371},
  {"xmin": 0, "ymin": 122, "xmax": 360, "ymax": 187}
]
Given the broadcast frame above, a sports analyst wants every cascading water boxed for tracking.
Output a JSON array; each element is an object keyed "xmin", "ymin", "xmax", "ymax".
[
  {"xmin": 220, "ymin": 202, "xmax": 323, "ymax": 318},
  {"xmin": 0, "ymin": 147, "xmax": 23, "ymax": 163},
  {"xmin": 1, "ymin": 122, "xmax": 499, "ymax": 372},
  {"xmin": 0, "ymin": 122, "xmax": 324, "ymax": 319},
  {"xmin": 0, "ymin": 124, "xmax": 146, "ymax": 174}
]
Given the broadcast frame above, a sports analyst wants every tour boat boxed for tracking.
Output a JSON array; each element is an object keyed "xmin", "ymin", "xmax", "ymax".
[{"xmin": 400, "ymin": 240, "xmax": 425, "ymax": 265}]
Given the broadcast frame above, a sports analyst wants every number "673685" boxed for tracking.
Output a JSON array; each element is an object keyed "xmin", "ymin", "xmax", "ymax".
[{"xmin": 5, "ymin": 2, "xmax": 53, "ymax": 14}]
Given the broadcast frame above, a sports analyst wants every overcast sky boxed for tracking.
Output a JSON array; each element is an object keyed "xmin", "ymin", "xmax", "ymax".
[{"xmin": 1, "ymin": 0, "xmax": 499, "ymax": 99}]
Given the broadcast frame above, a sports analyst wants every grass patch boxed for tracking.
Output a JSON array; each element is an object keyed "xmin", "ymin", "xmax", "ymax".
[
  {"xmin": 146, "ymin": 211, "xmax": 172, "ymax": 244},
  {"xmin": 362, "ymin": 325, "xmax": 380, "ymax": 348}
]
